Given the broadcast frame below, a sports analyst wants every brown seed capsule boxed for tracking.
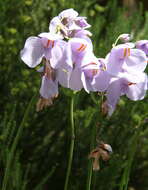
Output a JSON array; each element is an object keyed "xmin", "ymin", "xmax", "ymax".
[{"xmin": 89, "ymin": 142, "xmax": 112, "ymax": 171}]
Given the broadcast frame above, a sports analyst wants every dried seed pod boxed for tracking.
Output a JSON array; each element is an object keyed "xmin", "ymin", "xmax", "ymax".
[{"xmin": 89, "ymin": 142, "xmax": 112, "ymax": 171}]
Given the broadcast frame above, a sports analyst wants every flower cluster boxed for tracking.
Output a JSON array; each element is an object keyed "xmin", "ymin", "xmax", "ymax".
[{"xmin": 20, "ymin": 9, "xmax": 148, "ymax": 114}]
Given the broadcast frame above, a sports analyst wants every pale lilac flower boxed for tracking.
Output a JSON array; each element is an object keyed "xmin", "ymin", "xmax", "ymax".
[
  {"xmin": 54, "ymin": 37, "xmax": 91, "ymax": 90},
  {"xmin": 20, "ymin": 32, "xmax": 69, "ymax": 110},
  {"xmin": 61, "ymin": 38, "xmax": 111, "ymax": 93},
  {"xmin": 20, "ymin": 32, "xmax": 65, "ymax": 68},
  {"xmin": 107, "ymin": 44, "xmax": 147, "ymax": 77},
  {"xmin": 79, "ymin": 53, "xmax": 101, "ymax": 92},
  {"xmin": 136, "ymin": 40, "xmax": 148, "ymax": 55},
  {"xmin": 49, "ymin": 9, "xmax": 90, "ymax": 39},
  {"xmin": 61, "ymin": 37, "xmax": 94, "ymax": 91},
  {"xmin": 64, "ymin": 37, "xmax": 93, "ymax": 68},
  {"xmin": 91, "ymin": 58, "xmax": 111, "ymax": 92},
  {"xmin": 39, "ymin": 61, "xmax": 58, "ymax": 99},
  {"xmin": 68, "ymin": 53, "xmax": 100, "ymax": 92},
  {"xmin": 68, "ymin": 51, "xmax": 110, "ymax": 93},
  {"xmin": 36, "ymin": 60, "xmax": 59, "ymax": 111},
  {"xmin": 106, "ymin": 72, "xmax": 148, "ymax": 115}
]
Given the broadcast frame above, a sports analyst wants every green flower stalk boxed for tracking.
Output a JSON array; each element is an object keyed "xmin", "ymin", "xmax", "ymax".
[{"xmin": 64, "ymin": 92, "xmax": 75, "ymax": 190}]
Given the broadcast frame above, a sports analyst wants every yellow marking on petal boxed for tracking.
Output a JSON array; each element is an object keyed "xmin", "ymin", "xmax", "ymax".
[
  {"xmin": 123, "ymin": 48, "xmax": 127, "ymax": 57},
  {"xmin": 62, "ymin": 69, "xmax": 68, "ymax": 73},
  {"xmin": 77, "ymin": 44, "xmax": 84, "ymax": 51},
  {"xmin": 46, "ymin": 40, "xmax": 51, "ymax": 48},
  {"xmin": 77, "ymin": 44, "xmax": 87, "ymax": 52},
  {"xmin": 81, "ymin": 44, "xmax": 87, "ymax": 51},
  {"xmin": 102, "ymin": 66, "xmax": 106, "ymax": 71},
  {"xmin": 128, "ymin": 48, "xmax": 130, "ymax": 56},
  {"xmin": 52, "ymin": 40, "xmax": 54, "ymax": 48}
]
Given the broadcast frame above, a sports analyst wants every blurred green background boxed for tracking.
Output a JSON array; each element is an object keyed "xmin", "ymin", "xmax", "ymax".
[{"xmin": 0, "ymin": 0, "xmax": 148, "ymax": 189}]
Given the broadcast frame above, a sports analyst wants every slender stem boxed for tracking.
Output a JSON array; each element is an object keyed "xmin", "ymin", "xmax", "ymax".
[
  {"xmin": 86, "ymin": 93, "xmax": 104, "ymax": 190},
  {"xmin": 2, "ymin": 95, "xmax": 36, "ymax": 190},
  {"xmin": 86, "ymin": 119, "xmax": 96, "ymax": 190},
  {"xmin": 112, "ymin": 35, "xmax": 121, "ymax": 47},
  {"xmin": 64, "ymin": 93, "xmax": 75, "ymax": 190},
  {"xmin": 86, "ymin": 159, "xmax": 93, "ymax": 190}
]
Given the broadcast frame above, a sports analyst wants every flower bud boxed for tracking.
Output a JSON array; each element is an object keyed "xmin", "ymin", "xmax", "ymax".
[{"xmin": 119, "ymin": 33, "xmax": 132, "ymax": 42}]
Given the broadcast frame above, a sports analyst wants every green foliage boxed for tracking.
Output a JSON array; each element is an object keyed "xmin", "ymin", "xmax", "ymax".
[{"xmin": 0, "ymin": 0, "xmax": 148, "ymax": 189}]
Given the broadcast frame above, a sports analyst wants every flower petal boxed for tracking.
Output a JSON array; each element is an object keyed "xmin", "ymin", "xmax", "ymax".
[
  {"xmin": 38, "ymin": 32, "xmax": 63, "ymax": 40},
  {"xmin": 50, "ymin": 40, "xmax": 67, "ymax": 69},
  {"xmin": 81, "ymin": 72, "xmax": 93, "ymax": 93},
  {"xmin": 20, "ymin": 37, "xmax": 44, "ymax": 68},
  {"xmin": 40, "ymin": 75, "xmax": 58, "ymax": 99},
  {"xmin": 126, "ymin": 73, "xmax": 148, "ymax": 100},
  {"xmin": 69, "ymin": 67, "xmax": 83, "ymax": 91},
  {"xmin": 92, "ymin": 71, "xmax": 111, "ymax": 92},
  {"xmin": 136, "ymin": 40, "xmax": 148, "ymax": 55},
  {"xmin": 107, "ymin": 47, "xmax": 125, "ymax": 76},
  {"xmin": 123, "ymin": 49, "xmax": 147, "ymax": 73},
  {"xmin": 59, "ymin": 9, "xmax": 78, "ymax": 19},
  {"xmin": 75, "ymin": 17, "xmax": 91, "ymax": 29}
]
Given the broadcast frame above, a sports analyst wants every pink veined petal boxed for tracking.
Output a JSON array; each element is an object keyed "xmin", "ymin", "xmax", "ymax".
[
  {"xmin": 20, "ymin": 37, "xmax": 44, "ymax": 68},
  {"xmin": 126, "ymin": 73, "xmax": 148, "ymax": 101},
  {"xmin": 124, "ymin": 49, "xmax": 147, "ymax": 73},
  {"xmin": 69, "ymin": 67, "xmax": 83, "ymax": 91},
  {"xmin": 40, "ymin": 75, "xmax": 58, "ymax": 99}
]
